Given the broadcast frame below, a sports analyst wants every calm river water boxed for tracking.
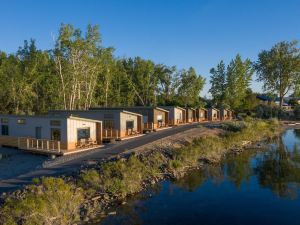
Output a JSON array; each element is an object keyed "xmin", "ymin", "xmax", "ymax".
[{"xmin": 100, "ymin": 129, "xmax": 300, "ymax": 225}]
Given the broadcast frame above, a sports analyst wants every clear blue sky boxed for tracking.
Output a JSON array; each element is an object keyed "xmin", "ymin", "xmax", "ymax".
[{"xmin": 1, "ymin": 0, "xmax": 299, "ymax": 96}]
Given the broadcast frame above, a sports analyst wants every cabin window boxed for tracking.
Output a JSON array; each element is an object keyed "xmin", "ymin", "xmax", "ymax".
[
  {"xmin": 103, "ymin": 120, "xmax": 114, "ymax": 129},
  {"xmin": 77, "ymin": 128, "xmax": 90, "ymax": 140},
  {"xmin": 126, "ymin": 120, "xmax": 134, "ymax": 130},
  {"xmin": 1, "ymin": 125, "xmax": 9, "ymax": 136},
  {"xmin": 35, "ymin": 127, "xmax": 42, "ymax": 139},
  {"xmin": 51, "ymin": 128, "xmax": 61, "ymax": 141},
  {"xmin": 50, "ymin": 120, "xmax": 61, "ymax": 126},
  {"xmin": 1, "ymin": 118, "xmax": 8, "ymax": 123},
  {"xmin": 17, "ymin": 119, "xmax": 26, "ymax": 124}
]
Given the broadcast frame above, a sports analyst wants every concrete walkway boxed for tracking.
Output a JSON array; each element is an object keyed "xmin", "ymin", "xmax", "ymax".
[{"xmin": 0, "ymin": 122, "xmax": 208, "ymax": 193}]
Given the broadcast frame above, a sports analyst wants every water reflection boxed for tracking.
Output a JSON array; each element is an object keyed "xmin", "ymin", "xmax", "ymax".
[
  {"xmin": 255, "ymin": 136, "xmax": 300, "ymax": 199},
  {"xmin": 100, "ymin": 129, "xmax": 300, "ymax": 225}
]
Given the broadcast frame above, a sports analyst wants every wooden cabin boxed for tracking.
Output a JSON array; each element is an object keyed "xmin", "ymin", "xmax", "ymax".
[
  {"xmin": 208, "ymin": 108, "xmax": 220, "ymax": 121},
  {"xmin": 0, "ymin": 115, "xmax": 102, "ymax": 155},
  {"xmin": 160, "ymin": 106, "xmax": 186, "ymax": 125},
  {"xmin": 186, "ymin": 108, "xmax": 197, "ymax": 123},
  {"xmin": 90, "ymin": 107, "xmax": 169, "ymax": 132},
  {"xmin": 196, "ymin": 108, "xmax": 208, "ymax": 122},
  {"xmin": 49, "ymin": 109, "xmax": 143, "ymax": 141},
  {"xmin": 220, "ymin": 108, "xmax": 233, "ymax": 120}
]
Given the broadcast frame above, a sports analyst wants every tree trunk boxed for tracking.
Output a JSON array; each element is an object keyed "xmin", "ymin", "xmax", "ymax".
[{"xmin": 279, "ymin": 94, "xmax": 284, "ymax": 109}]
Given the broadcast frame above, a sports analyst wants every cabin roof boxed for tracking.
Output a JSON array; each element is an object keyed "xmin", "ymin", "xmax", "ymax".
[
  {"xmin": 90, "ymin": 106, "xmax": 169, "ymax": 113},
  {"xmin": 49, "ymin": 109, "xmax": 142, "ymax": 117},
  {"xmin": 0, "ymin": 113, "xmax": 102, "ymax": 123},
  {"xmin": 160, "ymin": 106, "xmax": 186, "ymax": 111}
]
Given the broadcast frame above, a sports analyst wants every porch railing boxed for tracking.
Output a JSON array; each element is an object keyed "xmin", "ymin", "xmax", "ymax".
[{"xmin": 18, "ymin": 137, "xmax": 61, "ymax": 153}]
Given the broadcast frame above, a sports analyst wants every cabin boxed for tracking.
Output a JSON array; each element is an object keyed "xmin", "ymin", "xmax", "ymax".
[
  {"xmin": 160, "ymin": 106, "xmax": 186, "ymax": 125},
  {"xmin": 0, "ymin": 115, "xmax": 102, "ymax": 155},
  {"xmin": 208, "ymin": 108, "xmax": 220, "ymax": 121},
  {"xmin": 186, "ymin": 108, "xmax": 197, "ymax": 123},
  {"xmin": 49, "ymin": 109, "xmax": 143, "ymax": 141},
  {"xmin": 220, "ymin": 108, "xmax": 233, "ymax": 120},
  {"xmin": 196, "ymin": 108, "xmax": 208, "ymax": 122},
  {"xmin": 90, "ymin": 107, "xmax": 170, "ymax": 132}
]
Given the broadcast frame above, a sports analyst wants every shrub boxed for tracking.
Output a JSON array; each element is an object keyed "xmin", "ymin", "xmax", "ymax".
[
  {"xmin": 221, "ymin": 121, "xmax": 247, "ymax": 132},
  {"xmin": 79, "ymin": 169, "xmax": 101, "ymax": 192},
  {"xmin": 0, "ymin": 177, "xmax": 83, "ymax": 225},
  {"xmin": 101, "ymin": 156, "xmax": 147, "ymax": 197}
]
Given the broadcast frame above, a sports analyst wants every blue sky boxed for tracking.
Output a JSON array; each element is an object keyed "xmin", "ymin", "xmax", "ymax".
[{"xmin": 0, "ymin": 0, "xmax": 299, "ymax": 96}]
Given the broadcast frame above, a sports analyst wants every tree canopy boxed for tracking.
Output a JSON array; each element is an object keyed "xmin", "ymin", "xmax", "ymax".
[{"xmin": 255, "ymin": 41, "xmax": 300, "ymax": 108}]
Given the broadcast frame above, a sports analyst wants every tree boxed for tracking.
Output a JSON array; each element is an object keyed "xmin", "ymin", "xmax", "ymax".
[
  {"xmin": 226, "ymin": 54, "xmax": 253, "ymax": 110},
  {"xmin": 177, "ymin": 67, "xmax": 205, "ymax": 107},
  {"xmin": 209, "ymin": 60, "xmax": 227, "ymax": 106},
  {"xmin": 255, "ymin": 41, "xmax": 300, "ymax": 108},
  {"xmin": 53, "ymin": 24, "xmax": 102, "ymax": 110}
]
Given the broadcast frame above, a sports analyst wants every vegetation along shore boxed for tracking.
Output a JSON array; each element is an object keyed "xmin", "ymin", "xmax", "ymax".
[{"xmin": 0, "ymin": 119, "xmax": 283, "ymax": 224}]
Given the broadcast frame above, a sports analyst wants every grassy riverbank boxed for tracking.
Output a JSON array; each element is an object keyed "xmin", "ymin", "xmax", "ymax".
[{"xmin": 0, "ymin": 119, "xmax": 281, "ymax": 224}]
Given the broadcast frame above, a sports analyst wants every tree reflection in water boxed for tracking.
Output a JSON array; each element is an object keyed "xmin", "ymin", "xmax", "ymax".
[
  {"xmin": 175, "ymin": 132, "xmax": 300, "ymax": 200},
  {"xmin": 255, "ymin": 135, "xmax": 300, "ymax": 199},
  {"xmin": 100, "ymin": 129, "xmax": 300, "ymax": 225}
]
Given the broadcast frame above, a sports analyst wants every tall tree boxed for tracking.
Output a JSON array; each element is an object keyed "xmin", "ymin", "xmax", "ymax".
[
  {"xmin": 209, "ymin": 60, "xmax": 227, "ymax": 106},
  {"xmin": 177, "ymin": 67, "xmax": 205, "ymax": 107},
  {"xmin": 53, "ymin": 24, "xmax": 102, "ymax": 110},
  {"xmin": 255, "ymin": 41, "xmax": 300, "ymax": 108},
  {"xmin": 226, "ymin": 54, "xmax": 253, "ymax": 110}
]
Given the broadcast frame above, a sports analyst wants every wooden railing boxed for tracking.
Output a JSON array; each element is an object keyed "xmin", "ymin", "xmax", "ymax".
[
  {"xmin": 144, "ymin": 122, "xmax": 154, "ymax": 130},
  {"xmin": 18, "ymin": 137, "xmax": 61, "ymax": 153},
  {"xmin": 103, "ymin": 129, "xmax": 120, "ymax": 139}
]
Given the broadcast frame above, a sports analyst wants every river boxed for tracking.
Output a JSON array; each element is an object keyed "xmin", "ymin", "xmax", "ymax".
[{"xmin": 99, "ymin": 129, "xmax": 300, "ymax": 225}]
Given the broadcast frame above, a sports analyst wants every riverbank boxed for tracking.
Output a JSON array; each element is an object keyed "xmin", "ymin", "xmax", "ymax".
[{"xmin": 0, "ymin": 119, "xmax": 283, "ymax": 224}]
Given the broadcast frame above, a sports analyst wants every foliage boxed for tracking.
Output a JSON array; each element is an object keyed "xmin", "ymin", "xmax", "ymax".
[
  {"xmin": 209, "ymin": 60, "xmax": 227, "ymax": 106},
  {"xmin": 0, "ymin": 24, "xmax": 206, "ymax": 114},
  {"xmin": 176, "ymin": 67, "xmax": 206, "ymax": 107},
  {"xmin": 0, "ymin": 177, "xmax": 83, "ymax": 225},
  {"xmin": 225, "ymin": 54, "xmax": 254, "ymax": 110},
  {"xmin": 255, "ymin": 104, "xmax": 288, "ymax": 119},
  {"xmin": 255, "ymin": 41, "xmax": 300, "ymax": 108},
  {"xmin": 209, "ymin": 55, "xmax": 254, "ymax": 111}
]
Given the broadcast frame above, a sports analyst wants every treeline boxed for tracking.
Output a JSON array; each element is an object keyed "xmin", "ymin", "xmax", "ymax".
[
  {"xmin": 0, "ymin": 24, "xmax": 205, "ymax": 114},
  {"xmin": 1, "ymin": 23, "xmax": 300, "ymax": 115},
  {"xmin": 209, "ymin": 41, "xmax": 300, "ymax": 111}
]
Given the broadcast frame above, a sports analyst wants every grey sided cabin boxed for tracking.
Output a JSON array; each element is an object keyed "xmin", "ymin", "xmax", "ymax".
[
  {"xmin": 208, "ymin": 108, "xmax": 220, "ymax": 121},
  {"xmin": 196, "ymin": 108, "xmax": 208, "ymax": 122},
  {"xmin": 160, "ymin": 106, "xmax": 186, "ymax": 125},
  {"xmin": 49, "ymin": 109, "xmax": 143, "ymax": 141},
  {"xmin": 0, "ymin": 114, "xmax": 102, "ymax": 155},
  {"xmin": 186, "ymin": 107, "xmax": 197, "ymax": 123},
  {"xmin": 220, "ymin": 108, "xmax": 233, "ymax": 120},
  {"xmin": 90, "ymin": 107, "xmax": 170, "ymax": 132}
]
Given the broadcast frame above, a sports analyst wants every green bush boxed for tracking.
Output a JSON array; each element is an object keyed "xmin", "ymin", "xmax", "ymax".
[{"xmin": 0, "ymin": 177, "xmax": 83, "ymax": 225}]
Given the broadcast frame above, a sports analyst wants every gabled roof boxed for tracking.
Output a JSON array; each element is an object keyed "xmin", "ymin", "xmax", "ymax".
[
  {"xmin": 160, "ymin": 106, "xmax": 186, "ymax": 111},
  {"xmin": 49, "ymin": 109, "xmax": 142, "ymax": 117},
  {"xmin": 90, "ymin": 106, "xmax": 169, "ymax": 113}
]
